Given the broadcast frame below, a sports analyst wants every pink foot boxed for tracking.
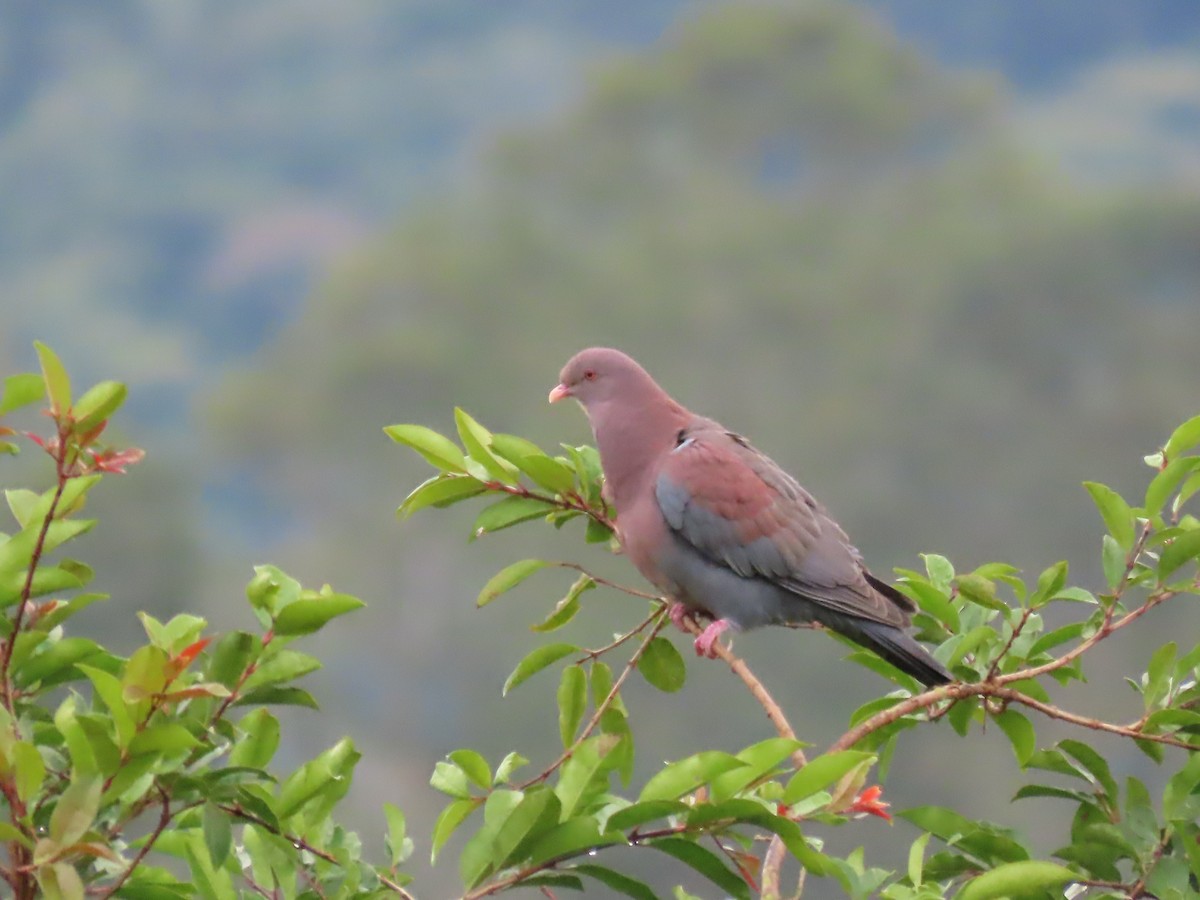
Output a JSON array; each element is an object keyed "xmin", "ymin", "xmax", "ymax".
[
  {"xmin": 668, "ymin": 601, "xmax": 692, "ymax": 633},
  {"xmin": 694, "ymin": 619, "xmax": 732, "ymax": 658}
]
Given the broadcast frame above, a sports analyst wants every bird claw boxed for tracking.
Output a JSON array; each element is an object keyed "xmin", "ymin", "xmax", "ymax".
[
  {"xmin": 693, "ymin": 619, "xmax": 731, "ymax": 658},
  {"xmin": 667, "ymin": 601, "xmax": 692, "ymax": 633}
]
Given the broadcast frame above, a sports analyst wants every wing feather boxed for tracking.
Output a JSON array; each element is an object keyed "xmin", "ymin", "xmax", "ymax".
[{"xmin": 655, "ymin": 428, "xmax": 911, "ymax": 628}]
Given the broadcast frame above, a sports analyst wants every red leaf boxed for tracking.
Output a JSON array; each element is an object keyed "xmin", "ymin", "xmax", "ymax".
[
  {"xmin": 848, "ymin": 785, "xmax": 891, "ymax": 822},
  {"xmin": 91, "ymin": 446, "xmax": 145, "ymax": 474}
]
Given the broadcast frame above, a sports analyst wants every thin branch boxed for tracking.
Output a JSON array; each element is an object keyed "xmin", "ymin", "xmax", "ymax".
[
  {"xmin": 482, "ymin": 482, "xmax": 615, "ymax": 532},
  {"xmin": 578, "ymin": 606, "xmax": 663, "ymax": 660},
  {"xmin": 554, "ymin": 562, "xmax": 662, "ymax": 602},
  {"xmin": 98, "ymin": 785, "xmax": 172, "ymax": 899},
  {"xmin": 518, "ymin": 611, "xmax": 670, "ymax": 790},
  {"xmin": 670, "ymin": 613, "xmax": 810, "ymax": 898},
  {"xmin": 222, "ymin": 804, "xmax": 413, "ymax": 899},
  {"xmin": 1, "ymin": 420, "xmax": 70, "ymax": 703},
  {"xmin": 995, "ymin": 589, "xmax": 1174, "ymax": 686},
  {"xmin": 1126, "ymin": 831, "xmax": 1172, "ymax": 899},
  {"xmin": 678, "ymin": 616, "xmax": 807, "ymax": 767},
  {"xmin": 829, "ymin": 680, "xmax": 1200, "ymax": 754},
  {"xmin": 985, "ymin": 606, "xmax": 1032, "ymax": 682}
]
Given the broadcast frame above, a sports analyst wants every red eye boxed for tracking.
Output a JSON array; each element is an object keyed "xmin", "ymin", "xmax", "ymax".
[{"xmin": 583, "ymin": 369, "xmax": 596, "ymax": 381}]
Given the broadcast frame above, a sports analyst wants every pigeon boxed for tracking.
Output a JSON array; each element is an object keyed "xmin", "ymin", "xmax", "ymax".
[{"xmin": 549, "ymin": 347, "xmax": 951, "ymax": 687}]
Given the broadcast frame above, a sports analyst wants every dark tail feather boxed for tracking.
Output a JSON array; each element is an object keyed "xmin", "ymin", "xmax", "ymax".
[{"xmin": 853, "ymin": 621, "xmax": 952, "ymax": 687}]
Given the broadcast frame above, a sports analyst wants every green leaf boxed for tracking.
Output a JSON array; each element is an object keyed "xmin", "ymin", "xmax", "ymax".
[
  {"xmin": 573, "ymin": 863, "xmax": 658, "ymax": 900},
  {"xmin": 585, "ymin": 515, "xmax": 614, "ymax": 543},
  {"xmin": 1144, "ymin": 457, "xmax": 1200, "ymax": 516},
  {"xmin": 782, "ymin": 751, "xmax": 875, "ymax": 804},
  {"xmin": 53, "ymin": 696, "xmax": 96, "ymax": 776},
  {"xmin": 206, "ymin": 631, "xmax": 257, "ymax": 689},
  {"xmin": 1084, "ymin": 482, "xmax": 1136, "ymax": 550},
  {"xmin": 1059, "ymin": 739, "xmax": 1118, "ymax": 801},
  {"xmin": 129, "ymin": 724, "xmax": 200, "ymax": 757},
  {"xmin": 557, "ymin": 665, "xmax": 587, "ymax": 747},
  {"xmin": 450, "ymin": 749, "xmax": 493, "ymax": 791},
  {"xmin": 16, "ymin": 638, "xmax": 104, "ymax": 689},
  {"xmin": 1159, "ymin": 527, "xmax": 1200, "ymax": 580},
  {"xmin": 490, "ymin": 434, "xmax": 578, "ymax": 494},
  {"xmin": 41, "ymin": 520, "xmax": 96, "ymax": 555},
  {"xmin": 459, "ymin": 788, "xmax": 559, "ymax": 887},
  {"xmin": 476, "ymin": 559, "xmax": 551, "ymax": 607},
  {"xmin": 0, "ymin": 372, "xmax": 45, "ymax": 415},
  {"xmin": 955, "ymin": 860, "xmax": 1074, "ymax": 900},
  {"xmin": 711, "ymin": 737, "xmax": 807, "ymax": 803},
  {"xmin": 431, "ymin": 760, "xmax": 473, "ymax": 799},
  {"xmin": 556, "ymin": 734, "xmax": 621, "ymax": 819},
  {"xmin": 34, "ymin": 342, "xmax": 71, "ymax": 416},
  {"xmin": 276, "ymin": 738, "xmax": 358, "ymax": 818},
  {"xmin": 1165, "ymin": 413, "xmax": 1200, "ymax": 459},
  {"xmin": 397, "ymin": 474, "xmax": 488, "ymax": 518},
  {"xmin": 78, "ymin": 665, "xmax": 134, "ymax": 750},
  {"xmin": 650, "ymin": 837, "xmax": 751, "ymax": 900},
  {"xmin": 5, "ymin": 489, "xmax": 38, "ymax": 527},
  {"xmin": 563, "ymin": 445, "xmax": 603, "ymax": 503},
  {"xmin": 473, "ymin": 495, "xmax": 556, "ymax": 537},
  {"xmin": 639, "ymin": 751, "xmax": 747, "ymax": 803},
  {"xmin": 234, "ymin": 686, "xmax": 319, "ymax": 709},
  {"xmin": 994, "ymin": 710, "xmax": 1036, "ymax": 766},
  {"xmin": 637, "ymin": 637, "xmax": 686, "ymax": 693},
  {"xmin": 1163, "ymin": 751, "xmax": 1200, "ymax": 822},
  {"xmin": 1101, "ymin": 534, "xmax": 1125, "ymax": 590},
  {"xmin": 384, "ymin": 802, "xmax": 414, "ymax": 867},
  {"xmin": 73, "ymin": 381, "xmax": 127, "ymax": 433},
  {"xmin": 605, "ymin": 799, "xmax": 690, "ymax": 831},
  {"xmin": 230, "ymin": 709, "xmax": 280, "ymax": 768},
  {"xmin": 455, "ymin": 407, "xmax": 520, "ymax": 484},
  {"xmin": 202, "ymin": 803, "xmax": 232, "ymax": 868},
  {"xmin": 1028, "ymin": 622, "xmax": 1086, "ymax": 657},
  {"xmin": 245, "ymin": 564, "xmax": 301, "ymax": 617},
  {"xmin": 494, "ymin": 751, "xmax": 529, "ymax": 785},
  {"xmin": 49, "ymin": 776, "xmax": 102, "ymax": 846},
  {"xmin": 955, "ymin": 573, "xmax": 1001, "ymax": 612},
  {"xmin": 897, "ymin": 578, "xmax": 959, "ymax": 630},
  {"xmin": 1143, "ymin": 641, "xmax": 1176, "ymax": 709},
  {"xmin": 531, "ymin": 573, "xmax": 594, "ymax": 632},
  {"xmin": 272, "ymin": 593, "xmax": 364, "ymax": 636},
  {"xmin": 923, "ymin": 554, "xmax": 955, "ymax": 591},
  {"xmin": 523, "ymin": 817, "xmax": 620, "ymax": 867},
  {"xmin": 36, "ymin": 861, "xmax": 85, "ymax": 900},
  {"xmin": 122, "ymin": 644, "xmax": 169, "ymax": 701},
  {"xmin": 503, "ymin": 643, "xmax": 579, "ymax": 695},
  {"xmin": 490, "ymin": 788, "xmax": 565, "ymax": 875},
  {"xmin": 1029, "ymin": 561, "xmax": 1068, "ymax": 609},
  {"xmin": 12, "ymin": 742, "xmax": 45, "ymax": 805},
  {"xmin": 384, "ymin": 424, "xmax": 467, "ymax": 473},
  {"xmin": 430, "ymin": 798, "xmax": 478, "ymax": 863},
  {"xmin": 242, "ymin": 649, "xmax": 321, "ymax": 690},
  {"xmin": 908, "ymin": 832, "xmax": 931, "ymax": 888}
]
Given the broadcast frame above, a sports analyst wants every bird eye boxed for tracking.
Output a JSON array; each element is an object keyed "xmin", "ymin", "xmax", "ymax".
[{"xmin": 583, "ymin": 369, "xmax": 596, "ymax": 381}]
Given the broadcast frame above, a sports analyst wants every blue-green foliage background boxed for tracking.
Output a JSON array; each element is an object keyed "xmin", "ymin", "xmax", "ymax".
[{"xmin": 3, "ymin": 1, "xmax": 1199, "ymax": 893}]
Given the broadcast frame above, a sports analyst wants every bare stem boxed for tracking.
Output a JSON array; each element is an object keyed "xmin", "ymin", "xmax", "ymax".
[
  {"xmin": 518, "ymin": 610, "xmax": 670, "ymax": 790},
  {"xmin": 98, "ymin": 786, "xmax": 172, "ymax": 899}
]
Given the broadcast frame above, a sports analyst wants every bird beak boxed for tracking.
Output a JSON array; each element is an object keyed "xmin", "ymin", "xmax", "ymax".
[{"xmin": 548, "ymin": 383, "xmax": 572, "ymax": 404}]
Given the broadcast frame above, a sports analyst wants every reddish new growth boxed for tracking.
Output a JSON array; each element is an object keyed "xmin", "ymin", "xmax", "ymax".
[
  {"xmin": 89, "ymin": 446, "xmax": 146, "ymax": 474},
  {"xmin": 848, "ymin": 785, "xmax": 891, "ymax": 822}
]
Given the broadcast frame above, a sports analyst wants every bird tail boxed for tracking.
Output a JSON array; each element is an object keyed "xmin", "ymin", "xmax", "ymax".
[{"xmin": 853, "ymin": 621, "xmax": 952, "ymax": 687}]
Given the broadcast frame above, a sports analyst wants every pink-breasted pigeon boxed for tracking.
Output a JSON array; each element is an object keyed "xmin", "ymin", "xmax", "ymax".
[{"xmin": 549, "ymin": 347, "xmax": 951, "ymax": 687}]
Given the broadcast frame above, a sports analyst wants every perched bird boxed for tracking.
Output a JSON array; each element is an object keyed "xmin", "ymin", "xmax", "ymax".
[{"xmin": 549, "ymin": 347, "xmax": 951, "ymax": 687}]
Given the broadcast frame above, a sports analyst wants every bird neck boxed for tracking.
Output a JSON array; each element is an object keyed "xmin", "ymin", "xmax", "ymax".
[{"xmin": 589, "ymin": 396, "xmax": 689, "ymax": 511}]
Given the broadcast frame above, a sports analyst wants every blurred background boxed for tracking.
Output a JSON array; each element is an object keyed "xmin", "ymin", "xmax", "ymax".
[{"xmin": 2, "ymin": 0, "xmax": 1199, "ymax": 894}]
